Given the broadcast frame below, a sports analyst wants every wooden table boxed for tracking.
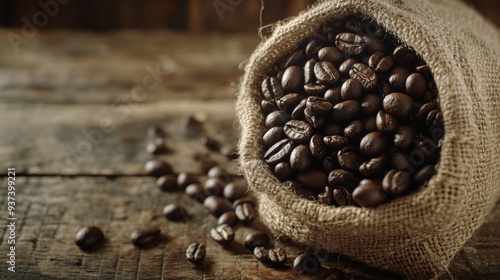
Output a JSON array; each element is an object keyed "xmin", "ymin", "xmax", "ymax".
[{"xmin": 0, "ymin": 29, "xmax": 499, "ymax": 280}]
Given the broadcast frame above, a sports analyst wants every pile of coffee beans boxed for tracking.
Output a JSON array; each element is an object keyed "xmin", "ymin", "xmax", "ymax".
[{"xmin": 260, "ymin": 15, "xmax": 444, "ymax": 207}]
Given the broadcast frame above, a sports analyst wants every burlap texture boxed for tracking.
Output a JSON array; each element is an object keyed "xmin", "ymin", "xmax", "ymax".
[{"xmin": 236, "ymin": 0, "xmax": 500, "ymax": 278}]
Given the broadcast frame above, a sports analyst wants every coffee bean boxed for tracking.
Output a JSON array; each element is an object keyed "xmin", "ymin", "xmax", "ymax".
[
  {"xmin": 220, "ymin": 143, "xmax": 237, "ymax": 159},
  {"xmin": 394, "ymin": 125, "xmax": 416, "ymax": 149},
  {"xmin": 218, "ymin": 211, "xmax": 238, "ymax": 227},
  {"xmin": 290, "ymin": 144, "xmax": 313, "ymax": 171},
  {"xmin": 201, "ymin": 136, "xmax": 220, "ymax": 151},
  {"xmin": 363, "ymin": 35, "xmax": 386, "ymax": 53},
  {"xmin": 325, "ymin": 268, "xmax": 346, "ymax": 280},
  {"xmin": 360, "ymin": 93, "xmax": 382, "ymax": 115},
  {"xmin": 318, "ymin": 46, "xmax": 344, "ymax": 65},
  {"xmin": 414, "ymin": 135, "xmax": 439, "ymax": 162},
  {"xmin": 233, "ymin": 196, "xmax": 255, "ymax": 208},
  {"xmin": 291, "ymin": 98, "xmax": 307, "ymax": 120},
  {"xmin": 284, "ymin": 49, "xmax": 307, "ymax": 69},
  {"xmin": 415, "ymin": 101, "xmax": 438, "ymax": 123},
  {"xmin": 177, "ymin": 172, "xmax": 198, "ymax": 189},
  {"xmin": 265, "ymin": 110, "xmax": 290, "ymax": 128},
  {"xmin": 262, "ymin": 77, "xmax": 285, "ymax": 100},
  {"xmin": 416, "ymin": 64, "xmax": 432, "ymax": 80},
  {"xmin": 323, "ymin": 135, "xmax": 349, "ymax": 149},
  {"xmin": 277, "ymin": 93, "xmax": 301, "ymax": 113},
  {"xmin": 261, "ymin": 99, "xmax": 278, "ymax": 115},
  {"xmin": 275, "ymin": 162, "xmax": 294, "ymax": 181},
  {"xmin": 368, "ymin": 51, "xmax": 394, "ymax": 72},
  {"xmin": 318, "ymin": 186, "xmax": 335, "ymax": 205},
  {"xmin": 405, "ymin": 73, "xmax": 426, "ymax": 100},
  {"xmin": 393, "ymin": 45, "xmax": 416, "ymax": 64},
  {"xmin": 207, "ymin": 166, "xmax": 231, "ymax": 182},
  {"xmin": 306, "ymin": 96, "xmax": 333, "ymax": 116},
  {"xmin": 425, "ymin": 109, "xmax": 444, "ymax": 134},
  {"xmin": 349, "ymin": 63, "xmax": 378, "ymax": 90},
  {"xmin": 200, "ymin": 159, "xmax": 217, "ymax": 174},
  {"xmin": 341, "ymin": 78, "xmax": 363, "ymax": 100},
  {"xmin": 339, "ymin": 58, "xmax": 356, "ymax": 77},
  {"xmin": 323, "ymin": 123, "xmax": 344, "ymax": 136},
  {"xmin": 314, "ymin": 61, "xmax": 340, "ymax": 86},
  {"xmin": 264, "ymin": 138, "xmax": 294, "ymax": 165},
  {"xmin": 163, "ymin": 203, "xmax": 189, "ymax": 221},
  {"xmin": 333, "ymin": 186, "xmax": 353, "ymax": 206},
  {"xmin": 382, "ymin": 169, "xmax": 410, "ymax": 195},
  {"xmin": 345, "ymin": 17, "xmax": 366, "ymax": 33},
  {"xmin": 245, "ymin": 231, "xmax": 270, "ymax": 250},
  {"xmin": 344, "ymin": 120, "xmax": 365, "ymax": 141},
  {"xmin": 331, "ymin": 100, "xmax": 361, "ymax": 122},
  {"xmin": 221, "ymin": 182, "xmax": 245, "ymax": 202},
  {"xmin": 204, "ymin": 178, "xmax": 225, "ymax": 196},
  {"xmin": 185, "ymin": 183, "xmax": 207, "ymax": 202},
  {"xmin": 131, "ymin": 225, "xmax": 160, "ymax": 247},
  {"xmin": 268, "ymin": 248, "xmax": 287, "ymax": 267},
  {"xmin": 304, "ymin": 107, "xmax": 327, "ymax": 128},
  {"xmin": 309, "ymin": 134, "xmax": 327, "ymax": 160},
  {"xmin": 412, "ymin": 164, "xmax": 435, "ymax": 186},
  {"xmin": 284, "ymin": 120, "xmax": 313, "ymax": 143},
  {"xmin": 75, "ymin": 226, "xmax": 104, "ymax": 250},
  {"xmin": 389, "ymin": 67, "xmax": 411, "ymax": 91},
  {"xmin": 296, "ymin": 170, "xmax": 328, "ymax": 191},
  {"xmin": 383, "ymin": 92, "xmax": 414, "ymax": 118},
  {"xmin": 186, "ymin": 242, "xmax": 206, "ymax": 264},
  {"xmin": 234, "ymin": 201, "xmax": 256, "ymax": 224},
  {"xmin": 293, "ymin": 253, "xmax": 321, "ymax": 274},
  {"xmin": 204, "ymin": 196, "xmax": 231, "ymax": 217},
  {"xmin": 305, "ymin": 40, "xmax": 325, "ymax": 58},
  {"xmin": 323, "ymin": 156, "xmax": 338, "ymax": 173},
  {"xmin": 324, "ymin": 87, "xmax": 343, "ymax": 105},
  {"xmin": 359, "ymin": 154, "xmax": 388, "ymax": 177},
  {"xmin": 304, "ymin": 83, "xmax": 328, "ymax": 96},
  {"xmin": 144, "ymin": 159, "xmax": 173, "ymax": 177},
  {"xmin": 338, "ymin": 146, "xmax": 361, "ymax": 173},
  {"xmin": 262, "ymin": 127, "xmax": 285, "ymax": 148},
  {"xmin": 364, "ymin": 116, "xmax": 378, "ymax": 133},
  {"xmin": 254, "ymin": 246, "xmax": 269, "ymax": 262},
  {"xmin": 360, "ymin": 131, "xmax": 387, "ymax": 157},
  {"xmin": 148, "ymin": 126, "xmax": 165, "ymax": 137},
  {"xmin": 376, "ymin": 110, "xmax": 398, "ymax": 133},
  {"xmin": 335, "ymin": 32, "xmax": 365, "ymax": 55},
  {"xmin": 282, "ymin": 66, "xmax": 304, "ymax": 92},
  {"xmin": 156, "ymin": 175, "xmax": 178, "ymax": 191},
  {"xmin": 391, "ymin": 151, "xmax": 412, "ymax": 172},
  {"xmin": 146, "ymin": 137, "xmax": 168, "ymax": 155},
  {"xmin": 210, "ymin": 224, "xmax": 234, "ymax": 244},
  {"xmin": 352, "ymin": 179, "xmax": 387, "ymax": 207},
  {"xmin": 304, "ymin": 59, "xmax": 316, "ymax": 84}
]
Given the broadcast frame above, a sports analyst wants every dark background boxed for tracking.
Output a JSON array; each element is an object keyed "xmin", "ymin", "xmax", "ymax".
[{"xmin": 0, "ymin": 0, "xmax": 498, "ymax": 32}]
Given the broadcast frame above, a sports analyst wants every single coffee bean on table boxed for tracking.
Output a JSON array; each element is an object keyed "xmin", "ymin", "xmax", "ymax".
[
  {"xmin": 268, "ymin": 248, "xmax": 287, "ymax": 267},
  {"xmin": 130, "ymin": 225, "xmax": 161, "ymax": 247},
  {"xmin": 186, "ymin": 242, "xmax": 206, "ymax": 264},
  {"xmin": 144, "ymin": 159, "xmax": 173, "ymax": 177},
  {"xmin": 156, "ymin": 175, "xmax": 178, "ymax": 191},
  {"xmin": 217, "ymin": 211, "xmax": 239, "ymax": 227},
  {"xmin": 75, "ymin": 226, "xmax": 104, "ymax": 250},
  {"xmin": 210, "ymin": 224, "xmax": 235, "ymax": 245},
  {"xmin": 244, "ymin": 231, "xmax": 270, "ymax": 250},
  {"xmin": 259, "ymin": 15, "xmax": 444, "ymax": 207},
  {"xmin": 162, "ymin": 203, "xmax": 189, "ymax": 221}
]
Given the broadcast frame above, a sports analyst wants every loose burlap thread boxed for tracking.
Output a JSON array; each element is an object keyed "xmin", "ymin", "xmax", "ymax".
[{"xmin": 236, "ymin": 0, "xmax": 500, "ymax": 278}]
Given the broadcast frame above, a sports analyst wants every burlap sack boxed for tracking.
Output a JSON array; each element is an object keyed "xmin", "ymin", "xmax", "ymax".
[{"xmin": 236, "ymin": 0, "xmax": 500, "ymax": 278}]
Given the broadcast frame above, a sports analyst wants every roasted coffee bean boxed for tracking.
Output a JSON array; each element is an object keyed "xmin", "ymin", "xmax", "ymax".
[
  {"xmin": 284, "ymin": 49, "xmax": 307, "ymax": 69},
  {"xmin": 185, "ymin": 183, "xmax": 207, "ymax": 203},
  {"xmin": 290, "ymin": 144, "xmax": 313, "ymax": 171},
  {"xmin": 335, "ymin": 32, "xmax": 365, "ymax": 55},
  {"xmin": 163, "ymin": 203, "xmax": 189, "ymax": 221},
  {"xmin": 293, "ymin": 253, "xmax": 321, "ymax": 274},
  {"xmin": 201, "ymin": 136, "xmax": 220, "ymax": 151},
  {"xmin": 331, "ymin": 100, "xmax": 361, "ymax": 122},
  {"xmin": 200, "ymin": 159, "xmax": 217, "ymax": 174},
  {"xmin": 318, "ymin": 46, "xmax": 344, "ymax": 65},
  {"xmin": 376, "ymin": 110, "xmax": 398, "ymax": 133},
  {"xmin": 323, "ymin": 123, "xmax": 344, "ymax": 135},
  {"xmin": 394, "ymin": 125, "xmax": 416, "ymax": 149},
  {"xmin": 148, "ymin": 125, "xmax": 165, "ymax": 137},
  {"xmin": 314, "ymin": 61, "xmax": 340, "ymax": 86},
  {"xmin": 306, "ymin": 96, "xmax": 333, "ymax": 116},
  {"xmin": 412, "ymin": 164, "xmax": 435, "ymax": 186},
  {"xmin": 323, "ymin": 156, "xmax": 338, "ymax": 173},
  {"xmin": 304, "ymin": 83, "xmax": 328, "ymax": 96},
  {"xmin": 177, "ymin": 172, "xmax": 198, "ymax": 189},
  {"xmin": 268, "ymin": 248, "xmax": 287, "ymax": 266},
  {"xmin": 359, "ymin": 154, "xmax": 388, "ymax": 177},
  {"xmin": 378, "ymin": 80, "xmax": 394, "ymax": 95},
  {"xmin": 339, "ymin": 58, "xmax": 357, "ymax": 77},
  {"xmin": 289, "ymin": 180, "xmax": 316, "ymax": 199},
  {"xmin": 282, "ymin": 66, "xmax": 304, "ymax": 92},
  {"xmin": 425, "ymin": 109, "xmax": 444, "ymax": 134},
  {"xmin": 405, "ymin": 73, "xmax": 426, "ymax": 100},
  {"xmin": 146, "ymin": 137, "xmax": 168, "ymax": 155},
  {"xmin": 382, "ymin": 169, "xmax": 410, "ymax": 195},
  {"xmin": 305, "ymin": 40, "xmax": 325, "ymax": 58},
  {"xmin": 365, "ymin": 20, "xmax": 385, "ymax": 38},
  {"xmin": 360, "ymin": 93, "xmax": 382, "ymax": 115},
  {"xmin": 262, "ymin": 126, "xmax": 286, "ymax": 148},
  {"xmin": 292, "ymin": 98, "xmax": 307, "ymax": 119},
  {"xmin": 131, "ymin": 225, "xmax": 160, "ymax": 247},
  {"xmin": 338, "ymin": 146, "xmax": 362, "ymax": 173},
  {"xmin": 261, "ymin": 77, "xmax": 285, "ymax": 100},
  {"xmin": 277, "ymin": 93, "xmax": 301, "ymax": 113},
  {"xmin": 328, "ymin": 169, "xmax": 359, "ymax": 188},
  {"xmin": 364, "ymin": 116, "xmax": 378, "ymax": 133},
  {"xmin": 264, "ymin": 138, "xmax": 294, "ymax": 165},
  {"xmin": 349, "ymin": 63, "xmax": 378, "ymax": 90},
  {"xmin": 157, "ymin": 175, "xmax": 178, "ymax": 191},
  {"xmin": 144, "ymin": 159, "xmax": 173, "ymax": 177},
  {"xmin": 203, "ymin": 196, "xmax": 231, "ymax": 217},
  {"xmin": 223, "ymin": 182, "xmax": 246, "ymax": 202},
  {"xmin": 318, "ymin": 186, "xmax": 335, "ymax": 205},
  {"xmin": 234, "ymin": 201, "xmax": 256, "ymax": 224},
  {"xmin": 220, "ymin": 143, "xmax": 237, "ymax": 159},
  {"xmin": 383, "ymin": 92, "xmax": 414, "ymax": 118},
  {"xmin": 341, "ymin": 78, "xmax": 363, "ymax": 100},
  {"xmin": 414, "ymin": 135, "xmax": 439, "ymax": 162},
  {"xmin": 265, "ymin": 110, "xmax": 290, "ymax": 128},
  {"xmin": 360, "ymin": 131, "xmax": 387, "ymax": 157},
  {"xmin": 204, "ymin": 178, "xmax": 225, "ymax": 196},
  {"xmin": 284, "ymin": 120, "xmax": 313, "ymax": 143},
  {"xmin": 325, "ymin": 268, "xmax": 346, "ymax": 280},
  {"xmin": 245, "ymin": 231, "xmax": 270, "ymax": 250},
  {"xmin": 296, "ymin": 170, "xmax": 328, "ymax": 191},
  {"xmin": 333, "ymin": 186, "xmax": 354, "ymax": 206},
  {"xmin": 324, "ymin": 86, "xmax": 343, "ymax": 105},
  {"xmin": 393, "ymin": 45, "xmax": 416, "ymax": 64},
  {"xmin": 309, "ymin": 134, "xmax": 327, "ymax": 160},
  {"xmin": 275, "ymin": 162, "xmax": 294, "ymax": 181},
  {"xmin": 218, "ymin": 211, "xmax": 238, "ymax": 227},
  {"xmin": 233, "ymin": 196, "xmax": 255, "ymax": 208},
  {"xmin": 415, "ymin": 101, "xmax": 438, "ymax": 123},
  {"xmin": 389, "ymin": 67, "xmax": 411, "ymax": 91},
  {"xmin": 254, "ymin": 246, "xmax": 269, "ymax": 262},
  {"xmin": 344, "ymin": 120, "xmax": 365, "ymax": 141},
  {"xmin": 368, "ymin": 51, "xmax": 394, "ymax": 72},
  {"xmin": 304, "ymin": 59, "xmax": 317, "ymax": 84},
  {"xmin": 207, "ymin": 166, "xmax": 231, "ymax": 182},
  {"xmin": 186, "ymin": 242, "xmax": 206, "ymax": 264},
  {"xmin": 416, "ymin": 64, "xmax": 432, "ymax": 80},
  {"xmin": 363, "ymin": 35, "xmax": 386, "ymax": 53},
  {"xmin": 345, "ymin": 17, "xmax": 366, "ymax": 33},
  {"xmin": 391, "ymin": 151, "xmax": 412, "ymax": 172},
  {"xmin": 75, "ymin": 226, "xmax": 104, "ymax": 249},
  {"xmin": 210, "ymin": 224, "xmax": 234, "ymax": 244},
  {"xmin": 323, "ymin": 135, "xmax": 349, "ymax": 149},
  {"xmin": 352, "ymin": 179, "xmax": 387, "ymax": 207}
]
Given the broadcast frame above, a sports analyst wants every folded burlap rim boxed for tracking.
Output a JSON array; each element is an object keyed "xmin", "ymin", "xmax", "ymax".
[{"xmin": 237, "ymin": 0, "xmax": 500, "ymax": 278}]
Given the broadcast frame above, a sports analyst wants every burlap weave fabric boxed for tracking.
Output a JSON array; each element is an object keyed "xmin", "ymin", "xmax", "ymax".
[{"xmin": 236, "ymin": 0, "xmax": 500, "ymax": 278}]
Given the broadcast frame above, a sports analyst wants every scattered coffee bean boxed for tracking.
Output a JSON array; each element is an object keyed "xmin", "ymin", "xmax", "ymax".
[
  {"xmin": 234, "ymin": 200, "xmax": 256, "ymax": 224},
  {"xmin": 207, "ymin": 166, "xmax": 231, "ymax": 182},
  {"xmin": 75, "ymin": 226, "xmax": 104, "ymax": 250},
  {"xmin": 186, "ymin": 242, "xmax": 206, "ymax": 264},
  {"xmin": 204, "ymin": 196, "xmax": 231, "ymax": 217},
  {"xmin": 244, "ymin": 231, "xmax": 270, "ymax": 250},
  {"xmin": 201, "ymin": 136, "xmax": 220, "ymax": 151},
  {"xmin": 185, "ymin": 183, "xmax": 207, "ymax": 203},
  {"xmin": 210, "ymin": 224, "xmax": 234, "ymax": 244},
  {"xmin": 156, "ymin": 175, "xmax": 178, "ymax": 191},
  {"xmin": 131, "ymin": 225, "xmax": 160, "ymax": 247},
  {"xmin": 146, "ymin": 137, "xmax": 168, "ymax": 155},
  {"xmin": 177, "ymin": 172, "xmax": 198, "ymax": 189},
  {"xmin": 223, "ymin": 182, "xmax": 246, "ymax": 202},
  {"xmin": 293, "ymin": 253, "xmax": 321, "ymax": 274},
  {"xmin": 268, "ymin": 248, "xmax": 287, "ymax": 267},
  {"xmin": 217, "ymin": 211, "xmax": 238, "ymax": 227},
  {"xmin": 204, "ymin": 178, "xmax": 225, "ymax": 196},
  {"xmin": 254, "ymin": 246, "xmax": 269, "ymax": 262},
  {"xmin": 163, "ymin": 203, "xmax": 189, "ymax": 221},
  {"xmin": 144, "ymin": 160, "xmax": 173, "ymax": 177}
]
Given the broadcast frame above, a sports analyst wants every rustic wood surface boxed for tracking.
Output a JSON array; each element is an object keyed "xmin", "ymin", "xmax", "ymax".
[{"xmin": 0, "ymin": 30, "xmax": 499, "ymax": 280}]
